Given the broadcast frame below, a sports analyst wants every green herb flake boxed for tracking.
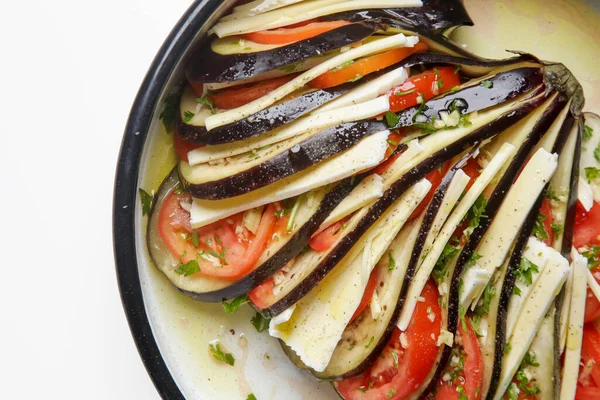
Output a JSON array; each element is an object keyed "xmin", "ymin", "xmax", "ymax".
[
  {"xmin": 516, "ymin": 258, "xmax": 539, "ymax": 286},
  {"xmin": 532, "ymin": 213, "xmax": 549, "ymax": 241},
  {"xmin": 391, "ymin": 350, "xmax": 399, "ymax": 368},
  {"xmin": 278, "ymin": 63, "xmax": 298, "ymax": 74},
  {"xmin": 468, "ymin": 251, "xmax": 483, "ymax": 267},
  {"xmin": 139, "ymin": 188, "xmax": 153, "ymax": 216},
  {"xmin": 585, "ymin": 167, "xmax": 600, "ymax": 182},
  {"xmin": 388, "ymin": 253, "xmax": 396, "ymax": 271},
  {"xmin": 436, "ymin": 78, "xmax": 444, "ymax": 90},
  {"xmin": 412, "ymin": 93, "xmax": 428, "ymax": 122},
  {"xmin": 454, "ymin": 65, "xmax": 462, "ymax": 74},
  {"xmin": 209, "ymin": 342, "xmax": 235, "ymax": 366},
  {"xmin": 459, "ymin": 305, "xmax": 468, "ymax": 331},
  {"xmin": 246, "ymin": 395, "xmax": 257, "ymax": 400},
  {"xmin": 522, "ymin": 351, "xmax": 540, "ymax": 368},
  {"xmin": 251, "ymin": 312, "xmax": 270, "ymax": 332},
  {"xmin": 196, "ymin": 95, "xmax": 216, "ymax": 114},
  {"xmin": 513, "ymin": 285, "xmax": 522, "ymax": 296},
  {"xmin": 582, "ymin": 244, "xmax": 600, "ymax": 269},
  {"xmin": 365, "ymin": 336, "xmax": 375, "ymax": 348},
  {"xmin": 474, "ymin": 283, "xmax": 496, "ymax": 316},
  {"xmin": 192, "ymin": 231, "xmax": 199, "ymax": 247},
  {"xmin": 412, "ymin": 121, "xmax": 438, "ymax": 135},
  {"xmin": 337, "ymin": 60, "xmax": 355, "ymax": 69},
  {"xmin": 481, "ymin": 80, "xmax": 493, "ymax": 89},
  {"xmin": 384, "ymin": 111, "xmax": 400, "ymax": 127},
  {"xmin": 358, "ymin": 387, "xmax": 367, "ymax": 393},
  {"xmin": 551, "ymin": 222, "xmax": 563, "ymax": 236},
  {"xmin": 504, "ymin": 342, "xmax": 511, "ymax": 354},
  {"xmin": 465, "ymin": 195, "xmax": 488, "ymax": 231},
  {"xmin": 348, "ymin": 74, "xmax": 363, "ymax": 83},
  {"xmin": 206, "ymin": 247, "xmax": 229, "ymax": 265},
  {"xmin": 182, "ymin": 111, "xmax": 195, "ymax": 123},
  {"xmin": 449, "ymin": 85, "xmax": 461, "ymax": 93},
  {"xmin": 387, "ymin": 139, "xmax": 399, "ymax": 146},
  {"xmin": 584, "ymin": 124, "xmax": 594, "ymax": 140},
  {"xmin": 395, "ymin": 88, "xmax": 416, "ymax": 96},
  {"xmin": 159, "ymin": 93, "xmax": 179, "ymax": 133},
  {"xmin": 222, "ymin": 294, "xmax": 248, "ymax": 313},
  {"xmin": 432, "ymin": 243, "xmax": 459, "ymax": 284},
  {"xmin": 174, "ymin": 259, "xmax": 200, "ymax": 277},
  {"xmin": 595, "ymin": 143, "xmax": 600, "ymax": 162},
  {"xmin": 386, "ymin": 388, "xmax": 397, "ymax": 399},
  {"xmin": 286, "ymin": 195, "xmax": 303, "ymax": 232},
  {"xmin": 506, "ymin": 382, "xmax": 519, "ymax": 400}
]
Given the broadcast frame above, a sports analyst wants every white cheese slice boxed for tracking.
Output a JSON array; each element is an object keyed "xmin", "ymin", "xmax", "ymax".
[
  {"xmin": 316, "ymin": 67, "xmax": 408, "ymax": 113},
  {"xmin": 228, "ymin": 0, "xmax": 307, "ymax": 18},
  {"xmin": 587, "ymin": 267, "xmax": 600, "ymax": 304},
  {"xmin": 527, "ymin": 313, "xmax": 556, "ymax": 400},
  {"xmin": 559, "ymin": 248, "xmax": 577, "ymax": 354},
  {"xmin": 190, "ymin": 130, "xmax": 389, "ymax": 228},
  {"xmin": 505, "ymin": 238, "xmax": 550, "ymax": 339},
  {"xmin": 269, "ymin": 179, "xmax": 431, "ymax": 371},
  {"xmin": 531, "ymin": 97, "xmax": 570, "ymax": 154},
  {"xmin": 213, "ymin": 0, "xmax": 422, "ymax": 37},
  {"xmin": 460, "ymin": 265, "xmax": 492, "ymax": 310},
  {"xmin": 187, "ymin": 96, "xmax": 391, "ymax": 165},
  {"xmin": 579, "ymin": 176, "xmax": 594, "ymax": 212},
  {"xmin": 319, "ymin": 174, "xmax": 383, "ymax": 231},
  {"xmin": 398, "ymin": 142, "xmax": 516, "ymax": 331},
  {"xmin": 416, "ymin": 169, "xmax": 471, "ymax": 273},
  {"xmin": 462, "ymin": 148, "xmax": 559, "ymax": 309},
  {"xmin": 560, "ymin": 252, "xmax": 588, "ymax": 400},
  {"xmin": 493, "ymin": 249, "xmax": 569, "ymax": 400},
  {"xmin": 204, "ymin": 34, "xmax": 418, "ymax": 130}
]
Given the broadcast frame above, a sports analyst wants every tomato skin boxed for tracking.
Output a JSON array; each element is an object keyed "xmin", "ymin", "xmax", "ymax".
[
  {"xmin": 574, "ymin": 201, "xmax": 600, "ymax": 249},
  {"xmin": 435, "ymin": 319, "xmax": 483, "ymax": 400},
  {"xmin": 335, "ymin": 280, "xmax": 441, "ymax": 400},
  {"xmin": 349, "ymin": 269, "xmax": 379, "ymax": 323},
  {"xmin": 407, "ymin": 161, "xmax": 451, "ymax": 222},
  {"xmin": 576, "ymin": 385, "xmax": 600, "ymax": 399},
  {"xmin": 173, "ymin": 131, "xmax": 202, "ymax": 163},
  {"xmin": 248, "ymin": 278, "xmax": 276, "ymax": 309},
  {"xmin": 309, "ymin": 42, "xmax": 429, "ymax": 89},
  {"xmin": 461, "ymin": 158, "xmax": 480, "ymax": 191},
  {"xmin": 208, "ymin": 75, "xmax": 295, "ymax": 110},
  {"xmin": 243, "ymin": 20, "xmax": 350, "ymax": 45},
  {"xmin": 309, "ymin": 217, "xmax": 349, "ymax": 252},
  {"xmin": 581, "ymin": 324, "xmax": 600, "ymax": 387},
  {"xmin": 538, "ymin": 198, "xmax": 554, "ymax": 246},
  {"xmin": 388, "ymin": 66, "xmax": 461, "ymax": 113}
]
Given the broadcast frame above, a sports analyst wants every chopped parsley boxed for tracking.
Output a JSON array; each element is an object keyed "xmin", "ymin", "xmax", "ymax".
[
  {"xmin": 384, "ymin": 111, "xmax": 400, "ymax": 127},
  {"xmin": 433, "ymin": 68, "xmax": 440, "ymax": 78},
  {"xmin": 513, "ymin": 285, "xmax": 522, "ymax": 296},
  {"xmin": 286, "ymin": 195, "xmax": 303, "ymax": 232},
  {"xmin": 586, "ymin": 166, "xmax": 600, "ymax": 182},
  {"xmin": 436, "ymin": 78, "xmax": 444, "ymax": 90},
  {"xmin": 348, "ymin": 74, "xmax": 363, "ymax": 83},
  {"xmin": 209, "ymin": 342, "xmax": 235, "ymax": 366},
  {"xmin": 515, "ymin": 258, "xmax": 539, "ymax": 286},
  {"xmin": 432, "ymin": 243, "xmax": 460, "ymax": 284},
  {"xmin": 336, "ymin": 60, "xmax": 355, "ymax": 70},
  {"xmin": 174, "ymin": 259, "xmax": 200, "ymax": 276},
  {"xmin": 412, "ymin": 93, "xmax": 428, "ymax": 122},
  {"xmin": 467, "ymin": 251, "xmax": 483, "ymax": 267},
  {"xmin": 196, "ymin": 95, "xmax": 216, "ymax": 114},
  {"xmin": 481, "ymin": 80, "xmax": 493, "ymax": 89},
  {"xmin": 191, "ymin": 231, "xmax": 199, "ymax": 247},
  {"xmin": 206, "ymin": 247, "xmax": 229, "ymax": 265},
  {"xmin": 388, "ymin": 252, "xmax": 396, "ymax": 271},
  {"xmin": 551, "ymin": 222, "xmax": 563, "ymax": 235},
  {"xmin": 504, "ymin": 342, "xmax": 511, "ymax": 354},
  {"xmin": 395, "ymin": 88, "xmax": 416, "ymax": 96},
  {"xmin": 515, "ymin": 361, "xmax": 541, "ymax": 395},
  {"xmin": 139, "ymin": 188, "xmax": 153, "ymax": 216},
  {"xmin": 454, "ymin": 65, "xmax": 462, "ymax": 74},
  {"xmin": 246, "ymin": 395, "xmax": 257, "ymax": 400},
  {"xmin": 465, "ymin": 195, "xmax": 488, "ymax": 231},
  {"xmin": 533, "ymin": 213, "xmax": 549, "ymax": 241},
  {"xmin": 474, "ymin": 282, "xmax": 495, "ymax": 316},
  {"xmin": 506, "ymin": 382, "xmax": 519, "ymax": 400},
  {"xmin": 222, "ymin": 294, "xmax": 248, "ymax": 313},
  {"xmin": 365, "ymin": 336, "xmax": 375, "ymax": 348},
  {"xmin": 584, "ymin": 124, "xmax": 594, "ymax": 140},
  {"xmin": 159, "ymin": 92, "xmax": 179, "ymax": 133},
  {"xmin": 522, "ymin": 351, "xmax": 540, "ymax": 367},
  {"xmin": 251, "ymin": 312, "xmax": 270, "ymax": 332},
  {"xmin": 459, "ymin": 304, "xmax": 468, "ymax": 331},
  {"xmin": 386, "ymin": 388, "xmax": 397, "ymax": 399},
  {"xmin": 582, "ymin": 244, "xmax": 600, "ymax": 269},
  {"xmin": 391, "ymin": 350, "xmax": 399, "ymax": 368},
  {"xmin": 595, "ymin": 142, "xmax": 600, "ymax": 162},
  {"xmin": 182, "ymin": 111, "xmax": 195, "ymax": 123},
  {"xmin": 387, "ymin": 139, "xmax": 399, "ymax": 146},
  {"xmin": 278, "ymin": 63, "xmax": 298, "ymax": 74},
  {"xmin": 449, "ymin": 85, "xmax": 461, "ymax": 93},
  {"xmin": 412, "ymin": 121, "xmax": 438, "ymax": 135}
]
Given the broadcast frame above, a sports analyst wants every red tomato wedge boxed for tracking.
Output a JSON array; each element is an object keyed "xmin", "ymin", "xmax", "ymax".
[
  {"xmin": 537, "ymin": 198, "xmax": 554, "ymax": 247},
  {"xmin": 461, "ymin": 158, "xmax": 480, "ymax": 191},
  {"xmin": 349, "ymin": 269, "xmax": 379, "ymax": 323},
  {"xmin": 248, "ymin": 278, "xmax": 276, "ymax": 309},
  {"xmin": 309, "ymin": 42, "xmax": 429, "ymax": 89},
  {"xmin": 576, "ymin": 385, "xmax": 600, "ymax": 400},
  {"xmin": 309, "ymin": 216, "xmax": 350, "ymax": 252},
  {"xmin": 243, "ymin": 20, "xmax": 351, "ymax": 45},
  {"xmin": 208, "ymin": 75, "xmax": 296, "ymax": 109},
  {"xmin": 158, "ymin": 192, "xmax": 277, "ymax": 279},
  {"xmin": 435, "ymin": 318, "xmax": 483, "ymax": 400},
  {"xmin": 335, "ymin": 280, "xmax": 441, "ymax": 400},
  {"xmin": 581, "ymin": 324, "xmax": 600, "ymax": 387},
  {"xmin": 407, "ymin": 161, "xmax": 452, "ymax": 222},
  {"xmin": 585, "ymin": 278, "xmax": 600, "ymax": 324},
  {"xmin": 173, "ymin": 131, "xmax": 202, "ymax": 163},
  {"xmin": 388, "ymin": 66, "xmax": 461, "ymax": 113},
  {"xmin": 574, "ymin": 201, "xmax": 600, "ymax": 249}
]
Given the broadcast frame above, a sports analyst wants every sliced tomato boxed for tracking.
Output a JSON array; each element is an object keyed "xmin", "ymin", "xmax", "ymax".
[
  {"xmin": 574, "ymin": 201, "xmax": 600, "ymax": 249},
  {"xmin": 173, "ymin": 131, "xmax": 202, "ymax": 163},
  {"xmin": 576, "ymin": 385, "xmax": 600, "ymax": 399},
  {"xmin": 309, "ymin": 216, "xmax": 350, "ymax": 252},
  {"xmin": 309, "ymin": 42, "xmax": 429, "ymax": 89},
  {"xmin": 407, "ymin": 161, "xmax": 452, "ymax": 222},
  {"xmin": 581, "ymin": 324, "xmax": 600, "ymax": 387},
  {"xmin": 349, "ymin": 269, "xmax": 379, "ymax": 323},
  {"xmin": 585, "ymin": 281, "xmax": 600, "ymax": 324},
  {"xmin": 388, "ymin": 66, "xmax": 461, "ymax": 113},
  {"xmin": 537, "ymin": 198, "xmax": 554, "ymax": 247},
  {"xmin": 335, "ymin": 280, "xmax": 441, "ymax": 399},
  {"xmin": 461, "ymin": 158, "xmax": 481, "ymax": 191},
  {"xmin": 435, "ymin": 318, "xmax": 483, "ymax": 400},
  {"xmin": 158, "ymin": 193, "xmax": 277, "ymax": 279},
  {"xmin": 243, "ymin": 20, "xmax": 351, "ymax": 45},
  {"xmin": 248, "ymin": 278, "xmax": 276, "ymax": 309},
  {"xmin": 207, "ymin": 75, "xmax": 296, "ymax": 109}
]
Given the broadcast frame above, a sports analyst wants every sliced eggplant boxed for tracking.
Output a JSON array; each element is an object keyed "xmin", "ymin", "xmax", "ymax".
[
  {"xmin": 180, "ymin": 120, "xmax": 388, "ymax": 200},
  {"xmin": 186, "ymin": 22, "xmax": 379, "ymax": 84}
]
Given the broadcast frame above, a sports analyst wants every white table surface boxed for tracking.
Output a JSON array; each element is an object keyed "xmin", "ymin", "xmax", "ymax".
[
  {"xmin": 2, "ymin": 0, "xmax": 598, "ymax": 399},
  {"xmin": 0, "ymin": 0, "xmax": 195, "ymax": 398}
]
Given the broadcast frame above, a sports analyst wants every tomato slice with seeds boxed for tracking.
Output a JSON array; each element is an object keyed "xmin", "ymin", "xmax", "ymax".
[
  {"xmin": 157, "ymin": 192, "xmax": 277, "ymax": 279},
  {"xmin": 207, "ymin": 75, "xmax": 296, "ymax": 110},
  {"xmin": 242, "ymin": 20, "xmax": 351, "ymax": 45},
  {"xmin": 388, "ymin": 66, "xmax": 461, "ymax": 113},
  {"xmin": 335, "ymin": 280, "xmax": 441, "ymax": 400},
  {"xmin": 435, "ymin": 318, "xmax": 483, "ymax": 400},
  {"xmin": 309, "ymin": 216, "xmax": 351, "ymax": 252},
  {"xmin": 574, "ymin": 201, "xmax": 600, "ymax": 249},
  {"xmin": 349, "ymin": 269, "xmax": 380, "ymax": 323},
  {"xmin": 309, "ymin": 42, "xmax": 429, "ymax": 90}
]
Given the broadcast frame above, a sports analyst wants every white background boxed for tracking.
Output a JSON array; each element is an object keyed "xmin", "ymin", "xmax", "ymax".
[
  {"xmin": 0, "ymin": 0, "xmax": 195, "ymax": 398},
  {"xmin": 1, "ymin": 0, "xmax": 598, "ymax": 399}
]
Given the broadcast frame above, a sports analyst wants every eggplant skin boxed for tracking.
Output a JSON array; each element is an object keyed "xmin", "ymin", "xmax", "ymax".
[
  {"xmin": 180, "ymin": 176, "xmax": 366, "ymax": 302},
  {"xmin": 182, "ymin": 121, "xmax": 387, "ymax": 200},
  {"xmin": 186, "ymin": 22, "xmax": 378, "ymax": 84}
]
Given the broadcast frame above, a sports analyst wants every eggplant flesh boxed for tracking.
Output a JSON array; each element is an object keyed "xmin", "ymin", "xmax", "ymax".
[
  {"xmin": 180, "ymin": 121, "xmax": 387, "ymax": 200},
  {"xmin": 186, "ymin": 22, "xmax": 379, "ymax": 84}
]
